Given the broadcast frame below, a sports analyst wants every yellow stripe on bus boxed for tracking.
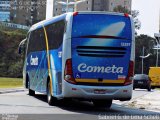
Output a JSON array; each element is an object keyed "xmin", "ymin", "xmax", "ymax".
[
  {"xmin": 42, "ymin": 25, "xmax": 53, "ymax": 95},
  {"xmin": 75, "ymin": 79, "xmax": 125, "ymax": 83}
]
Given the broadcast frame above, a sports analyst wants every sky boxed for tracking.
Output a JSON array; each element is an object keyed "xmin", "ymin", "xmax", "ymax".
[{"xmin": 132, "ymin": 0, "xmax": 160, "ymax": 37}]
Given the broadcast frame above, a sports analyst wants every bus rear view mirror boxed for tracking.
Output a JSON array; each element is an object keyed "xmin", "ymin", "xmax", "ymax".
[{"xmin": 18, "ymin": 39, "xmax": 26, "ymax": 54}]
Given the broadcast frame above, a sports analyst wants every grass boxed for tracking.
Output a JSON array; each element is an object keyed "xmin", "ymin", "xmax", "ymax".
[{"xmin": 0, "ymin": 77, "xmax": 23, "ymax": 88}]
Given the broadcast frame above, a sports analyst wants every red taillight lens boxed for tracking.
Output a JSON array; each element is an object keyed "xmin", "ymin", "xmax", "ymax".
[
  {"xmin": 124, "ymin": 13, "xmax": 129, "ymax": 17},
  {"xmin": 124, "ymin": 61, "xmax": 134, "ymax": 85},
  {"xmin": 128, "ymin": 61, "xmax": 134, "ymax": 77},
  {"xmin": 64, "ymin": 59, "xmax": 76, "ymax": 84},
  {"xmin": 73, "ymin": 12, "xmax": 78, "ymax": 16}
]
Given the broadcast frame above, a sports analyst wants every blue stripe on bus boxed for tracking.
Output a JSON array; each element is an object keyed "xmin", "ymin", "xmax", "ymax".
[{"xmin": 35, "ymin": 71, "xmax": 48, "ymax": 91}]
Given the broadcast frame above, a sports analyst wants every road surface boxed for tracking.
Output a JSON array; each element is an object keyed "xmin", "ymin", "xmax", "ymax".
[{"xmin": 0, "ymin": 89, "xmax": 159, "ymax": 120}]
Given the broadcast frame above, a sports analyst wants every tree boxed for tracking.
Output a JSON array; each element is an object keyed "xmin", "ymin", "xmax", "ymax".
[
  {"xmin": 0, "ymin": 28, "xmax": 27, "ymax": 78},
  {"xmin": 131, "ymin": 10, "xmax": 141, "ymax": 34},
  {"xmin": 135, "ymin": 35, "xmax": 156, "ymax": 74},
  {"xmin": 113, "ymin": 6, "xmax": 141, "ymax": 34},
  {"xmin": 113, "ymin": 5, "xmax": 131, "ymax": 14}
]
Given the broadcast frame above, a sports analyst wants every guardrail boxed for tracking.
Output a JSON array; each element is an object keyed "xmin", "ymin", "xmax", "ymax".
[{"xmin": 0, "ymin": 22, "xmax": 30, "ymax": 30}]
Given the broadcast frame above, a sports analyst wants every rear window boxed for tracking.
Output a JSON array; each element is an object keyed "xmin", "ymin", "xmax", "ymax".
[
  {"xmin": 72, "ymin": 14, "xmax": 132, "ymax": 39},
  {"xmin": 134, "ymin": 74, "xmax": 149, "ymax": 80}
]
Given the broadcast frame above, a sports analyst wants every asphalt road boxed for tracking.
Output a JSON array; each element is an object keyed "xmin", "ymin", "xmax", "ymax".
[{"xmin": 0, "ymin": 89, "xmax": 159, "ymax": 120}]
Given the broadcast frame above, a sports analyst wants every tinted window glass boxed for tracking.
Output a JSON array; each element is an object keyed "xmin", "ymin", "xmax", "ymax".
[
  {"xmin": 27, "ymin": 28, "xmax": 46, "ymax": 55},
  {"xmin": 134, "ymin": 74, "xmax": 149, "ymax": 80},
  {"xmin": 45, "ymin": 20, "xmax": 65, "ymax": 50},
  {"xmin": 72, "ymin": 14, "xmax": 131, "ymax": 39}
]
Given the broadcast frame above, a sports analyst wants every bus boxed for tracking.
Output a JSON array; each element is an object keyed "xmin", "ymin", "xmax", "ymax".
[
  {"xmin": 149, "ymin": 67, "xmax": 160, "ymax": 88},
  {"xmin": 19, "ymin": 12, "xmax": 135, "ymax": 108}
]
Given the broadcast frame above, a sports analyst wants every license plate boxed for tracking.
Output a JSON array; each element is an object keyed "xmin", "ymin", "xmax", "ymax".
[
  {"xmin": 94, "ymin": 89, "xmax": 106, "ymax": 94},
  {"xmin": 138, "ymin": 81, "xmax": 143, "ymax": 84}
]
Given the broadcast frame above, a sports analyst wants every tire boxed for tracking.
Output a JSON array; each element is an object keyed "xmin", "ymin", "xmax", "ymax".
[
  {"xmin": 93, "ymin": 100, "xmax": 112, "ymax": 109},
  {"xmin": 47, "ymin": 81, "xmax": 56, "ymax": 105},
  {"xmin": 29, "ymin": 89, "xmax": 35, "ymax": 96},
  {"xmin": 148, "ymin": 85, "xmax": 151, "ymax": 91},
  {"xmin": 28, "ymin": 77, "xmax": 35, "ymax": 96}
]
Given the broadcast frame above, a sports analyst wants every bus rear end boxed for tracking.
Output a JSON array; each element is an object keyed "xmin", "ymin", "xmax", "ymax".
[{"xmin": 63, "ymin": 12, "xmax": 134, "ymax": 107}]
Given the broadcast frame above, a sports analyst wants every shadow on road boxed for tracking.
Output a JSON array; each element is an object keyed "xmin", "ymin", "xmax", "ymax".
[
  {"xmin": 0, "ymin": 89, "xmax": 27, "ymax": 94},
  {"xmin": 33, "ymin": 94, "xmax": 160, "ymax": 115}
]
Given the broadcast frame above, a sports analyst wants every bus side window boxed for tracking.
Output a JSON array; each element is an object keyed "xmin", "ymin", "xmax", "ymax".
[
  {"xmin": 27, "ymin": 28, "xmax": 46, "ymax": 56},
  {"xmin": 46, "ymin": 20, "xmax": 65, "ymax": 50},
  {"xmin": 27, "ymin": 31, "xmax": 34, "ymax": 55}
]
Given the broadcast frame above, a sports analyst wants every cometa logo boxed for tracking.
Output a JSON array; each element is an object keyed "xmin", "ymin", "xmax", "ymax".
[
  {"xmin": 78, "ymin": 63, "xmax": 123, "ymax": 74},
  {"xmin": 30, "ymin": 55, "xmax": 38, "ymax": 66}
]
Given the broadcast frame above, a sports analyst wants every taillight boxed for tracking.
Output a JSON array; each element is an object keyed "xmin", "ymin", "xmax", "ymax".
[
  {"xmin": 64, "ymin": 59, "xmax": 76, "ymax": 84},
  {"xmin": 73, "ymin": 12, "xmax": 78, "ymax": 16},
  {"xmin": 124, "ymin": 13, "xmax": 129, "ymax": 17},
  {"xmin": 124, "ymin": 61, "xmax": 134, "ymax": 85}
]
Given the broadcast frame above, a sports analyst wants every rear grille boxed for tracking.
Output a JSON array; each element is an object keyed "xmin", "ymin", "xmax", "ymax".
[{"xmin": 76, "ymin": 46, "xmax": 126, "ymax": 58}]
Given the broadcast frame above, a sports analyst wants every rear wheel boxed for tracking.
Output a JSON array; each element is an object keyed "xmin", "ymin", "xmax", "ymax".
[
  {"xmin": 148, "ymin": 88, "xmax": 151, "ymax": 91},
  {"xmin": 47, "ymin": 81, "xmax": 56, "ymax": 105},
  {"xmin": 27, "ymin": 77, "xmax": 35, "ymax": 96},
  {"xmin": 29, "ymin": 89, "xmax": 35, "ymax": 96},
  {"xmin": 93, "ymin": 100, "xmax": 112, "ymax": 108},
  {"xmin": 148, "ymin": 85, "xmax": 151, "ymax": 91}
]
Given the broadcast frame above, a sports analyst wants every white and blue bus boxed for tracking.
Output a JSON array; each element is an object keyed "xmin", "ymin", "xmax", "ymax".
[{"xmin": 19, "ymin": 12, "xmax": 135, "ymax": 108}]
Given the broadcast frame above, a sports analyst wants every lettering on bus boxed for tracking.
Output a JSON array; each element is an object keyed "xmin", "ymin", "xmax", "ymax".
[
  {"xmin": 78, "ymin": 63, "xmax": 123, "ymax": 74},
  {"xmin": 121, "ymin": 42, "xmax": 131, "ymax": 47},
  {"xmin": 30, "ymin": 55, "xmax": 38, "ymax": 66}
]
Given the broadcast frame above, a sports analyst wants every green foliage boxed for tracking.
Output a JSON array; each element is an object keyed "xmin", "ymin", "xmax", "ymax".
[
  {"xmin": 0, "ymin": 77, "xmax": 23, "ymax": 88},
  {"xmin": 8, "ymin": 60, "xmax": 24, "ymax": 78},
  {"xmin": 113, "ymin": 6, "xmax": 141, "ymax": 34},
  {"xmin": 135, "ymin": 35, "xmax": 157, "ymax": 74},
  {"xmin": 0, "ymin": 28, "xmax": 27, "ymax": 78},
  {"xmin": 131, "ymin": 10, "xmax": 141, "ymax": 32},
  {"xmin": 113, "ymin": 5, "xmax": 131, "ymax": 14}
]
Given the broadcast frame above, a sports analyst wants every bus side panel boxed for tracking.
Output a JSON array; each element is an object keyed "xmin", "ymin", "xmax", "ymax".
[
  {"xmin": 24, "ymin": 14, "xmax": 66, "ymax": 96},
  {"xmin": 26, "ymin": 49, "xmax": 63, "ymax": 95},
  {"xmin": 50, "ymin": 48, "xmax": 63, "ymax": 96},
  {"xmin": 44, "ymin": 19, "xmax": 65, "ymax": 96},
  {"xmin": 26, "ymin": 51, "xmax": 49, "ymax": 93}
]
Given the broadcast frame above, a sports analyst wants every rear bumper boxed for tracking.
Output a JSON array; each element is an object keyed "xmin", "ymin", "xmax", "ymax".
[
  {"xmin": 151, "ymin": 82, "xmax": 160, "ymax": 86},
  {"xmin": 63, "ymin": 81, "xmax": 132, "ymax": 100},
  {"xmin": 133, "ymin": 83, "xmax": 149, "ymax": 89}
]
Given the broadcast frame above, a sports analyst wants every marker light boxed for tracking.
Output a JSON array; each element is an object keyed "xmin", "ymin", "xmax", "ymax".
[
  {"xmin": 124, "ymin": 61, "xmax": 134, "ymax": 85},
  {"xmin": 124, "ymin": 13, "xmax": 129, "ymax": 17},
  {"xmin": 64, "ymin": 59, "xmax": 76, "ymax": 84},
  {"xmin": 73, "ymin": 12, "xmax": 78, "ymax": 16}
]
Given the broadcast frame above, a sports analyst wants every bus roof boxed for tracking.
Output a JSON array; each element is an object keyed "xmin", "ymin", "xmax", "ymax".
[
  {"xmin": 74, "ymin": 11, "xmax": 130, "ymax": 16},
  {"xmin": 29, "ymin": 13, "xmax": 67, "ymax": 32},
  {"xmin": 29, "ymin": 11, "xmax": 131, "ymax": 32}
]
